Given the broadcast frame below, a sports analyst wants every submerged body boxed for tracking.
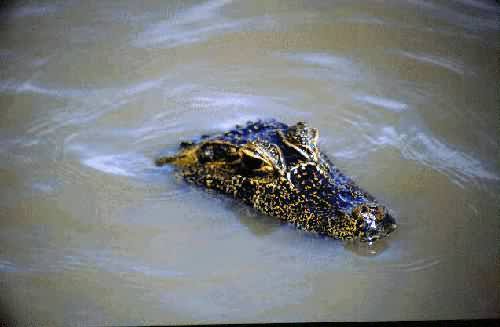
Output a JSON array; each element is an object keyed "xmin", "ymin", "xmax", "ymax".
[{"xmin": 156, "ymin": 120, "xmax": 396, "ymax": 242}]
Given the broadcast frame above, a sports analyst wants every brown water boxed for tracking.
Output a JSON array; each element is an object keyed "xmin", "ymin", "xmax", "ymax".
[{"xmin": 1, "ymin": 0, "xmax": 499, "ymax": 325}]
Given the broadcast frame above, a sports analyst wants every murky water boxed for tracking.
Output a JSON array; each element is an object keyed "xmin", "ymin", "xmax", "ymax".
[{"xmin": 1, "ymin": 0, "xmax": 499, "ymax": 324}]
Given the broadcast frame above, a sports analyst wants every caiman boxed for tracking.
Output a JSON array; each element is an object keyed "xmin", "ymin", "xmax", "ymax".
[{"xmin": 155, "ymin": 119, "xmax": 397, "ymax": 242}]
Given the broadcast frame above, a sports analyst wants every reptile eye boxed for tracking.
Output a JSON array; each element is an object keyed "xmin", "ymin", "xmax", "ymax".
[
  {"xmin": 242, "ymin": 155, "xmax": 264, "ymax": 170},
  {"xmin": 361, "ymin": 206, "xmax": 368, "ymax": 213}
]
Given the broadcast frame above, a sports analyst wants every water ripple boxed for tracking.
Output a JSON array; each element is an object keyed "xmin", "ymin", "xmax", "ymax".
[
  {"xmin": 332, "ymin": 120, "xmax": 499, "ymax": 187},
  {"xmin": 401, "ymin": 132, "xmax": 500, "ymax": 187},
  {"xmin": 396, "ymin": 50, "xmax": 466, "ymax": 76},
  {"xmin": 353, "ymin": 94, "xmax": 409, "ymax": 113},
  {"xmin": 16, "ymin": 77, "xmax": 170, "ymax": 139},
  {"xmin": 8, "ymin": 3, "xmax": 60, "ymax": 18},
  {"xmin": 133, "ymin": 0, "xmax": 277, "ymax": 48},
  {"xmin": 279, "ymin": 51, "xmax": 362, "ymax": 83},
  {"xmin": 384, "ymin": 256, "xmax": 441, "ymax": 273},
  {"xmin": 405, "ymin": 0, "xmax": 500, "ymax": 33},
  {"xmin": 77, "ymin": 150, "xmax": 153, "ymax": 178}
]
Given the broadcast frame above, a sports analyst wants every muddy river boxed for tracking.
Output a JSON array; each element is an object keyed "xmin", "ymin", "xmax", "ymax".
[{"xmin": 1, "ymin": 0, "xmax": 499, "ymax": 324}]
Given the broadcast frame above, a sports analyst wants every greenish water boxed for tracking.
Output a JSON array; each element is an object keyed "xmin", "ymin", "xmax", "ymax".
[{"xmin": 0, "ymin": 0, "xmax": 499, "ymax": 324}]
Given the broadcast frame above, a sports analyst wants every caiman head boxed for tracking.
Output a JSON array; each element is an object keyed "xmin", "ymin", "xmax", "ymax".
[{"xmin": 157, "ymin": 121, "xmax": 397, "ymax": 242}]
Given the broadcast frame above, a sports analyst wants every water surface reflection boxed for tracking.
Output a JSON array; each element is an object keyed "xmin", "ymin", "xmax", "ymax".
[{"xmin": 0, "ymin": 0, "xmax": 499, "ymax": 324}]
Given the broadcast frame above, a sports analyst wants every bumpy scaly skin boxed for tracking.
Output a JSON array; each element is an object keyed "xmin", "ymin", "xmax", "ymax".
[{"xmin": 156, "ymin": 120, "xmax": 397, "ymax": 242}]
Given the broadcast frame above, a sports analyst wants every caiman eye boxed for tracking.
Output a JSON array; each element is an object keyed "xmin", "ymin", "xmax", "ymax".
[{"xmin": 242, "ymin": 155, "xmax": 264, "ymax": 170}]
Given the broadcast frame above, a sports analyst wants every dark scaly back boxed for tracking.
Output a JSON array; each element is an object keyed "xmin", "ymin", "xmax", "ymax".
[{"xmin": 195, "ymin": 119, "xmax": 288, "ymax": 146}]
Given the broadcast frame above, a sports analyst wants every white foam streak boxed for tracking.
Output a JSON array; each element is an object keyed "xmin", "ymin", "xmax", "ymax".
[
  {"xmin": 134, "ymin": 0, "xmax": 234, "ymax": 48},
  {"xmin": 353, "ymin": 94, "xmax": 409, "ymax": 112},
  {"xmin": 82, "ymin": 153, "xmax": 153, "ymax": 177},
  {"xmin": 368, "ymin": 126, "xmax": 403, "ymax": 147},
  {"xmin": 284, "ymin": 52, "xmax": 354, "ymax": 69},
  {"xmin": 334, "ymin": 123, "xmax": 499, "ymax": 185},
  {"xmin": 402, "ymin": 132, "xmax": 499, "ymax": 184},
  {"xmin": 16, "ymin": 77, "xmax": 168, "ymax": 142},
  {"xmin": 455, "ymin": 0, "xmax": 500, "ymax": 13},
  {"xmin": 10, "ymin": 4, "xmax": 59, "ymax": 18},
  {"xmin": 406, "ymin": 0, "xmax": 500, "ymax": 32},
  {"xmin": 453, "ymin": 0, "xmax": 500, "ymax": 12},
  {"xmin": 17, "ymin": 81, "xmax": 91, "ymax": 98},
  {"xmin": 134, "ymin": 0, "xmax": 280, "ymax": 48},
  {"xmin": 0, "ymin": 259, "xmax": 17, "ymax": 272},
  {"xmin": 193, "ymin": 94, "xmax": 255, "ymax": 109},
  {"xmin": 173, "ymin": 0, "xmax": 233, "ymax": 25},
  {"xmin": 137, "ymin": 21, "xmax": 243, "ymax": 48},
  {"xmin": 279, "ymin": 51, "xmax": 363, "ymax": 84},
  {"xmin": 83, "ymin": 156, "xmax": 135, "ymax": 177},
  {"xmin": 398, "ymin": 51, "xmax": 465, "ymax": 75}
]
